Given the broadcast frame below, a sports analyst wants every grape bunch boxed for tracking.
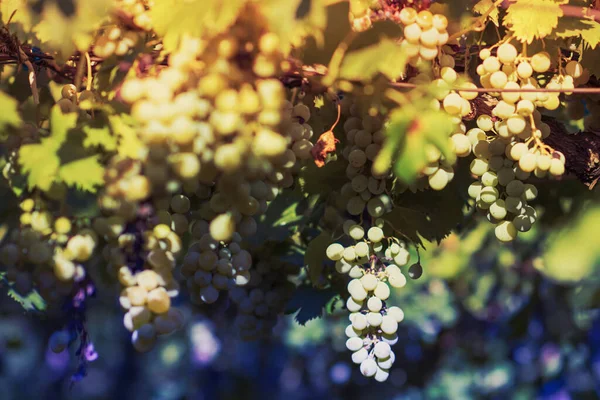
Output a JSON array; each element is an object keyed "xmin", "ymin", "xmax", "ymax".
[
  {"xmin": 326, "ymin": 227, "xmax": 409, "ymax": 381},
  {"xmin": 180, "ymin": 232, "xmax": 252, "ymax": 305},
  {"xmin": 55, "ymin": 84, "xmax": 96, "ymax": 115},
  {"xmin": 398, "ymin": 8, "xmax": 449, "ymax": 67},
  {"xmin": 458, "ymin": 41, "xmax": 575, "ymax": 241},
  {"xmin": 0, "ymin": 198, "xmax": 97, "ymax": 304},
  {"xmin": 101, "ymin": 219, "xmax": 183, "ymax": 352},
  {"xmin": 229, "ymin": 257, "xmax": 300, "ymax": 340}
]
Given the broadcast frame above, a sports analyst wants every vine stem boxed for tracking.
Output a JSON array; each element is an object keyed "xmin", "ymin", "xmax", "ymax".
[
  {"xmin": 18, "ymin": 47, "xmax": 38, "ymax": 105},
  {"xmin": 85, "ymin": 52, "xmax": 92, "ymax": 91},
  {"xmin": 322, "ymin": 30, "xmax": 358, "ymax": 87},
  {"xmin": 389, "ymin": 81, "xmax": 600, "ymax": 93}
]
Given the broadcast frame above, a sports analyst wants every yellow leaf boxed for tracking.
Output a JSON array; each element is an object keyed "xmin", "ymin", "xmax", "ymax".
[
  {"xmin": 18, "ymin": 141, "xmax": 60, "ymax": 191},
  {"xmin": 0, "ymin": 92, "xmax": 22, "ymax": 129},
  {"xmin": 503, "ymin": 0, "xmax": 564, "ymax": 44},
  {"xmin": 33, "ymin": 0, "xmax": 110, "ymax": 58},
  {"xmin": 151, "ymin": 0, "xmax": 248, "ymax": 52},
  {"xmin": 109, "ymin": 115, "xmax": 145, "ymax": 160},
  {"xmin": 339, "ymin": 38, "xmax": 408, "ymax": 81},
  {"xmin": 58, "ymin": 156, "xmax": 105, "ymax": 193},
  {"xmin": 472, "ymin": 0, "xmax": 499, "ymax": 26},
  {"xmin": 1, "ymin": 0, "xmax": 33, "ymax": 31},
  {"xmin": 257, "ymin": 0, "xmax": 327, "ymax": 55}
]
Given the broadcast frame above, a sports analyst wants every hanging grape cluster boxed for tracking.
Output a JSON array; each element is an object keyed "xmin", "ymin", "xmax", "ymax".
[
  {"xmin": 326, "ymin": 227, "xmax": 409, "ymax": 382},
  {"xmin": 463, "ymin": 42, "xmax": 573, "ymax": 241}
]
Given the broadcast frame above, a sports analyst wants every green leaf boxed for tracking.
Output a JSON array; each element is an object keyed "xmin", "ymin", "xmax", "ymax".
[
  {"xmin": 58, "ymin": 155, "xmax": 104, "ymax": 192},
  {"xmin": 18, "ymin": 142, "xmax": 60, "ymax": 191},
  {"xmin": 83, "ymin": 121, "xmax": 117, "ymax": 151},
  {"xmin": 285, "ymin": 284, "xmax": 337, "ymax": 325},
  {"xmin": 0, "ymin": 92, "xmax": 22, "ymax": 130},
  {"xmin": 379, "ymin": 109, "xmax": 455, "ymax": 184},
  {"xmin": 542, "ymin": 206, "xmax": 600, "ymax": 282},
  {"xmin": 33, "ymin": 0, "xmax": 110, "ymax": 58},
  {"xmin": 257, "ymin": 0, "xmax": 327, "ymax": 55},
  {"xmin": 302, "ymin": 1, "xmax": 402, "ymax": 67},
  {"xmin": 503, "ymin": 0, "xmax": 564, "ymax": 44},
  {"xmin": 6, "ymin": 288, "xmax": 46, "ymax": 312},
  {"xmin": 109, "ymin": 114, "xmax": 145, "ymax": 159},
  {"xmin": 339, "ymin": 38, "xmax": 408, "ymax": 81},
  {"xmin": 150, "ymin": 0, "xmax": 248, "ymax": 52},
  {"xmin": 386, "ymin": 176, "xmax": 467, "ymax": 245},
  {"xmin": 298, "ymin": 159, "xmax": 347, "ymax": 195},
  {"xmin": 472, "ymin": 0, "xmax": 500, "ymax": 26},
  {"xmin": 553, "ymin": 18, "xmax": 600, "ymax": 48},
  {"xmin": 47, "ymin": 106, "xmax": 79, "ymax": 149},
  {"xmin": 304, "ymin": 231, "xmax": 332, "ymax": 286}
]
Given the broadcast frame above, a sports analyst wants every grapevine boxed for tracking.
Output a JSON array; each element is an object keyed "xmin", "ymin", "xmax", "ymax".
[{"xmin": 0, "ymin": 0, "xmax": 599, "ymax": 387}]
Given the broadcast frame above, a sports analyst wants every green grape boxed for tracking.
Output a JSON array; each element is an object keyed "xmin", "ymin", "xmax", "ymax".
[{"xmin": 495, "ymin": 220, "xmax": 518, "ymax": 242}]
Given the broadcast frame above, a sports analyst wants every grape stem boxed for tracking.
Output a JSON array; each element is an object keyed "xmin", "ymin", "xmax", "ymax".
[
  {"xmin": 322, "ymin": 31, "xmax": 358, "ymax": 87},
  {"xmin": 389, "ymin": 81, "xmax": 600, "ymax": 94}
]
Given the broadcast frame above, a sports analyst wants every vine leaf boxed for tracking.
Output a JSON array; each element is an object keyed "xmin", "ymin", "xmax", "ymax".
[
  {"xmin": 257, "ymin": 0, "xmax": 326, "ymax": 55},
  {"xmin": 285, "ymin": 284, "xmax": 337, "ymax": 325},
  {"xmin": 82, "ymin": 122, "xmax": 117, "ymax": 151},
  {"xmin": 150, "ymin": 0, "xmax": 247, "ymax": 52},
  {"xmin": 18, "ymin": 143, "xmax": 60, "ymax": 192},
  {"xmin": 553, "ymin": 18, "xmax": 600, "ymax": 48},
  {"xmin": 0, "ymin": 92, "xmax": 22, "ymax": 130},
  {"xmin": 472, "ymin": 0, "xmax": 500, "ymax": 26},
  {"xmin": 386, "ymin": 181, "xmax": 466, "ymax": 245},
  {"xmin": 298, "ymin": 159, "xmax": 347, "ymax": 195},
  {"xmin": 503, "ymin": 0, "xmax": 564, "ymax": 44},
  {"xmin": 109, "ymin": 114, "xmax": 145, "ymax": 159},
  {"xmin": 18, "ymin": 108, "xmax": 104, "ymax": 193},
  {"xmin": 304, "ymin": 231, "xmax": 332, "ymax": 286},
  {"xmin": 339, "ymin": 38, "xmax": 409, "ymax": 81},
  {"xmin": 377, "ymin": 109, "xmax": 455, "ymax": 184},
  {"xmin": 33, "ymin": 0, "xmax": 110, "ymax": 58},
  {"xmin": 58, "ymin": 156, "xmax": 105, "ymax": 192}
]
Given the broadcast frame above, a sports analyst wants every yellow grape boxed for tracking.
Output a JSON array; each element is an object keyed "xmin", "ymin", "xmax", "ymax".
[
  {"xmin": 483, "ymin": 56, "xmax": 501, "ymax": 73},
  {"xmin": 458, "ymin": 82, "xmax": 478, "ymax": 100},
  {"xmin": 495, "ymin": 221, "xmax": 518, "ymax": 242},
  {"xmin": 399, "ymin": 7, "xmax": 418, "ymax": 25},
  {"xmin": 490, "ymin": 71, "xmax": 508, "ymax": 89},
  {"xmin": 531, "ymin": 52, "xmax": 551, "ymax": 73},
  {"xmin": 403, "ymin": 23, "xmax": 422, "ymax": 44},
  {"xmin": 501, "ymin": 81, "xmax": 521, "ymax": 104},
  {"xmin": 549, "ymin": 158, "xmax": 565, "ymax": 176},
  {"xmin": 416, "ymin": 10, "xmax": 433, "ymax": 29},
  {"xmin": 497, "ymin": 43, "xmax": 517, "ymax": 64},
  {"xmin": 479, "ymin": 48, "xmax": 491, "ymax": 60},
  {"xmin": 443, "ymin": 93, "xmax": 463, "ymax": 115},
  {"xmin": 519, "ymin": 153, "xmax": 537, "ymax": 172},
  {"xmin": 420, "ymin": 27, "xmax": 439, "ymax": 47},
  {"xmin": 517, "ymin": 61, "xmax": 533, "ymax": 79}
]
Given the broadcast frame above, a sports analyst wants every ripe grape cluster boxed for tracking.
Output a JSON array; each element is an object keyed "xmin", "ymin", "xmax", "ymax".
[
  {"xmin": 398, "ymin": 8, "xmax": 449, "ymax": 67},
  {"xmin": 0, "ymin": 198, "xmax": 96, "ymax": 304},
  {"xmin": 326, "ymin": 227, "xmax": 409, "ymax": 382},
  {"xmin": 460, "ymin": 42, "xmax": 577, "ymax": 241}
]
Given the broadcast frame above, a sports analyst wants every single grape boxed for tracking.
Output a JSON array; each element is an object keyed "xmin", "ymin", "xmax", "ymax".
[{"xmin": 408, "ymin": 263, "xmax": 423, "ymax": 279}]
